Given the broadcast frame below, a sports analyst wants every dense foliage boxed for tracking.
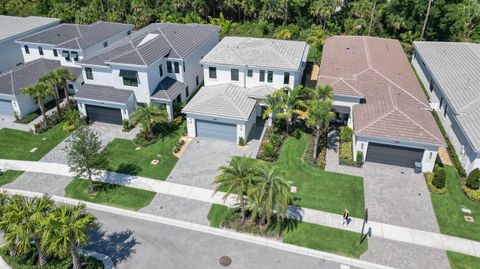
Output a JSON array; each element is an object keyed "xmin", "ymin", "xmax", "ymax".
[{"xmin": 1, "ymin": 0, "xmax": 478, "ymax": 46}]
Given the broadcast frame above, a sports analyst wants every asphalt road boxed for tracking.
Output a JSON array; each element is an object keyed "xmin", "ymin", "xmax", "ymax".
[{"xmin": 86, "ymin": 209, "xmax": 362, "ymax": 269}]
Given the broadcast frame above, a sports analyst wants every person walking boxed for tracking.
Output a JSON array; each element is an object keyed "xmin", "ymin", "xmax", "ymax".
[{"xmin": 341, "ymin": 209, "xmax": 350, "ymax": 227}]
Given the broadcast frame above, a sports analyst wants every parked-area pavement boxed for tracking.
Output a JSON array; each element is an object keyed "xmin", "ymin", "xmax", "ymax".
[{"xmin": 1, "ymin": 159, "xmax": 479, "ymax": 259}]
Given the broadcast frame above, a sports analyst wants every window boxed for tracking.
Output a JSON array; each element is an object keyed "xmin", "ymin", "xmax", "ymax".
[
  {"xmin": 174, "ymin": 62, "xmax": 180, "ymax": 74},
  {"xmin": 24, "ymin": 45, "xmax": 30, "ymax": 54},
  {"xmin": 259, "ymin": 70, "xmax": 265, "ymax": 82},
  {"xmin": 167, "ymin": 61, "xmax": 173, "ymax": 73},
  {"xmin": 62, "ymin": 51, "xmax": 70, "ymax": 61},
  {"xmin": 231, "ymin": 68, "xmax": 239, "ymax": 81},
  {"xmin": 71, "ymin": 51, "xmax": 79, "ymax": 61},
  {"xmin": 443, "ymin": 104, "xmax": 448, "ymax": 117},
  {"xmin": 247, "ymin": 69, "xmax": 253, "ymax": 77},
  {"xmin": 186, "ymin": 86, "xmax": 190, "ymax": 97},
  {"xmin": 283, "ymin": 72, "xmax": 290, "ymax": 84},
  {"xmin": 119, "ymin": 70, "xmax": 138, "ymax": 87},
  {"xmin": 267, "ymin": 71, "xmax": 273, "ymax": 83},
  {"xmin": 85, "ymin": 67, "xmax": 93, "ymax": 80},
  {"xmin": 439, "ymin": 97, "xmax": 444, "ymax": 108},
  {"xmin": 53, "ymin": 49, "xmax": 58, "ymax": 57},
  {"xmin": 209, "ymin": 67, "xmax": 217, "ymax": 79},
  {"xmin": 196, "ymin": 75, "xmax": 199, "ymax": 86},
  {"xmin": 429, "ymin": 79, "xmax": 434, "ymax": 92},
  {"xmin": 38, "ymin": 47, "xmax": 43, "ymax": 55},
  {"xmin": 183, "ymin": 62, "xmax": 185, "ymax": 72},
  {"xmin": 159, "ymin": 64, "xmax": 163, "ymax": 77},
  {"xmin": 68, "ymin": 84, "xmax": 74, "ymax": 90},
  {"xmin": 127, "ymin": 30, "xmax": 131, "ymax": 35},
  {"xmin": 103, "ymin": 41, "xmax": 108, "ymax": 48}
]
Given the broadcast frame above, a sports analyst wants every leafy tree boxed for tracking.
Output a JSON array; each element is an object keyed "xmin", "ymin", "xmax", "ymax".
[
  {"xmin": 132, "ymin": 103, "xmax": 168, "ymax": 140},
  {"xmin": 42, "ymin": 203, "xmax": 96, "ymax": 269},
  {"xmin": 22, "ymin": 82, "xmax": 53, "ymax": 127},
  {"xmin": 65, "ymin": 125, "xmax": 108, "ymax": 191},
  {"xmin": 467, "ymin": 168, "xmax": 480, "ymax": 190},
  {"xmin": 310, "ymin": 0, "xmax": 336, "ymax": 28},
  {"xmin": 215, "ymin": 156, "xmax": 257, "ymax": 225},
  {"xmin": 208, "ymin": 12, "xmax": 232, "ymax": 37},
  {"xmin": 306, "ymin": 27, "xmax": 325, "ymax": 51}
]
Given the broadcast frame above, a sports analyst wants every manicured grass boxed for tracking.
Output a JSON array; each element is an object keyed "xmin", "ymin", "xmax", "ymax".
[
  {"xmin": 274, "ymin": 132, "xmax": 365, "ymax": 217},
  {"xmin": 0, "ymin": 124, "xmax": 68, "ymax": 161},
  {"xmin": 207, "ymin": 204, "xmax": 368, "ymax": 258},
  {"xmin": 104, "ymin": 124, "xmax": 184, "ymax": 180},
  {"xmin": 429, "ymin": 166, "xmax": 480, "ymax": 241},
  {"xmin": 64, "ymin": 178, "xmax": 155, "ymax": 211},
  {"xmin": 447, "ymin": 251, "xmax": 480, "ymax": 269},
  {"xmin": 0, "ymin": 170, "xmax": 23, "ymax": 186}
]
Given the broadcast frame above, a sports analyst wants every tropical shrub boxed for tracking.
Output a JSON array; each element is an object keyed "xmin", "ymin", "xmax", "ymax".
[
  {"xmin": 339, "ymin": 141, "xmax": 353, "ymax": 161},
  {"xmin": 122, "ymin": 119, "xmax": 133, "ymax": 132},
  {"xmin": 466, "ymin": 168, "xmax": 480, "ymax": 190},
  {"xmin": 262, "ymin": 142, "xmax": 275, "ymax": 159},
  {"xmin": 425, "ymin": 172, "xmax": 446, "ymax": 194},
  {"xmin": 355, "ymin": 151, "xmax": 364, "ymax": 167},
  {"xmin": 340, "ymin": 127, "xmax": 353, "ymax": 142},
  {"xmin": 238, "ymin": 137, "xmax": 245, "ymax": 146},
  {"xmin": 463, "ymin": 186, "xmax": 480, "ymax": 202},
  {"xmin": 433, "ymin": 168, "xmax": 446, "ymax": 189},
  {"xmin": 62, "ymin": 109, "xmax": 82, "ymax": 133}
]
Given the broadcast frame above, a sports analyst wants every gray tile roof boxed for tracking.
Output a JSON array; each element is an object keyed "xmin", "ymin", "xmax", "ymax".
[
  {"xmin": 16, "ymin": 21, "xmax": 132, "ymax": 50},
  {"xmin": 151, "ymin": 77, "xmax": 186, "ymax": 101},
  {"xmin": 201, "ymin": 36, "xmax": 309, "ymax": 70},
  {"xmin": 0, "ymin": 15, "xmax": 59, "ymax": 42},
  {"xmin": 182, "ymin": 84, "xmax": 256, "ymax": 121},
  {"xmin": 74, "ymin": 84, "xmax": 133, "ymax": 104},
  {"xmin": 79, "ymin": 23, "xmax": 220, "ymax": 67},
  {"xmin": 319, "ymin": 36, "xmax": 444, "ymax": 146},
  {"xmin": 247, "ymin": 85, "xmax": 277, "ymax": 99},
  {"xmin": 414, "ymin": 41, "xmax": 480, "ymax": 151},
  {"xmin": 0, "ymin": 58, "xmax": 80, "ymax": 96}
]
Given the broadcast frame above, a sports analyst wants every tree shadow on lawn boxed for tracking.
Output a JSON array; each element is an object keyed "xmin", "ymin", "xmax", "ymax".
[
  {"xmin": 115, "ymin": 163, "xmax": 142, "ymax": 176},
  {"xmin": 87, "ymin": 226, "xmax": 138, "ymax": 265},
  {"xmin": 98, "ymin": 163, "xmax": 141, "ymax": 186}
]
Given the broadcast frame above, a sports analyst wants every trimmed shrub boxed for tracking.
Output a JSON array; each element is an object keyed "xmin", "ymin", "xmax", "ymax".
[
  {"xmin": 339, "ymin": 141, "xmax": 352, "ymax": 160},
  {"xmin": 355, "ymin": 151, "xmax": 364, "ymax": 167},
  {"xmin": 425, "ymin": 172, "xmax": 446, "ymax": 194},
  {"xmin": 340, "ymin": 127, "xmax": 353, "ymax": 142},
  {"xmin": 238, "ymin": 137, "xmax": 245, "ymax": 146},
  {"xmin": 122, "ymin": 119, "xmax": 133, "ymax": 132},
  {"xmin": 262, "ymin": 142, "xmax": 275, "ymax": 158},
  {"xmin": 466, "ymin": 168, "xmax": 480, "ymax": 190},
  {"xmin": 432, "ymin": 168, "xmax": 446, "ymax": 189},
  {"xmin": 463, "ymin": 186, "xmax": 480, "ymax": 202}
]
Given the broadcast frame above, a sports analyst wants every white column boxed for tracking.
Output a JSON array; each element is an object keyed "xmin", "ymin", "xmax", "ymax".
[
  {"xmin": 186, "ymin": 117, "xmax": 196, "ymax": 137},
  {"xmin": 166, "ymin": 101, "xmax": 174, "ymax": 121}
]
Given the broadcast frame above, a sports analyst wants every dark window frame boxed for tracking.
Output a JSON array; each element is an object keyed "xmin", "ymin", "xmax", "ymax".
[
  {"xmin": 259, "ymin": 70, "xmax": 265, "ymax": 82},
  {"xmin": 53, "ymin": 49, "xmax": 58, "ymax": 57},
  {"xmin": 196, "ymin": 75, "xmax": 199, "ymax": 86},
  {"xmin": 209, "ymin": 67, "xmax": 217, "ymax": 79},
  {"xmin": 247, "ymin": 69, "xmax": 253, "ymax": 77},
  {"xmin": 186, "ymin": 86, "xmax": 190, "ymax": 97},
  {"xmin": 24, "ymin": 45, "xmax": 30, "ymax": 54},
  {"xmin": 167, "ymin": 61, "xmax": 173, "ymax": 73},
  {"xmin": 231, "ymin": 68, "xmax": 239, "ymax": 81},
  {"xmin": 159, "ymin": 64, "xmax": 163, "ymax": 77},
  {"xmin": 119, "ymin": 70, "xmax": 139, "ymax": 87},
  {"xmin": 267, "ymin": 71, "xmax": 273, "ymax": 83},
  {"xmin": 103, "ymin": 41, "xmax": 108, "ymax": 48},
  {"xmin": 283, "ymin": 72, "xmax": 290, "ymax": 84},
  {"xmin": 38, "ymin": 46, "xmax": 43, "ymax": 55},
  {"xmin": 443, "ymin": 104, "xmax": 448, "ymax": 117},
  {"xmin": 85, "ymin": 67, "xmax": 93, "ymax": 80},
  {"xmin": 174, "ymin": 62, "xmax": 180, "ymax": 74}
]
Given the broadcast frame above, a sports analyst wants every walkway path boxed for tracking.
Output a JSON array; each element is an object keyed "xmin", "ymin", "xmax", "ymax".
[{"xmin": 1, "ymin": 159, "xmax": 479, "ymax": 259}]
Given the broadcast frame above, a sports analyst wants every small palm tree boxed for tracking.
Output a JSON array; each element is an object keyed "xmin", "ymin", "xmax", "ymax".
[
  {"xmin": 274, "ymin": 86, "xmax": 307, "ymax": 134},
  {"xmin": 40, "ymin": 71, "xmax": 62, "ymax": 115},
  {"xmin": 306, "ymin": 27, "xmax": 325, "ymax": 51},
  {"xmin": 42, "ymin": 203, "xmax": 96, "ymax": 269},
  {"xmin": 22, "ymin": 82, "xmax": 53, "ymax": 127},
  {"xmin": 262, "ymin": 90, "xmax": 284, "ymax": 124},
  {"xmin": 132, "ymin": 103, "xmax": 168, "ymax": 140},
  {"xmin": 215, "ymin": 156, "xmax": 258, "ymax": 225},
  {"xmin": 55, "ymin": 68, "xmax": 76, "ymax": 108}
]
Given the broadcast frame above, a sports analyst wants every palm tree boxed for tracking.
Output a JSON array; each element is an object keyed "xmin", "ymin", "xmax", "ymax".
[
  {"xmin": 262, "ymin": 90, "xmax": 284, "ymax": 126},
  {"xmin": 253, "ymin": 166, "xmax": 292, "ymax": 225},
  {"xmin": 215, "ymin": 156, "xmax": 257, "ymax": 225},
  {"xmin": 0, "ymin": 195, "xmax": 24, "ymax": 257},
  {"xmin": 22, "ymin": 82, "xmax": 53, "ymax": 127},
  {"xmin": 306, "ymin": 85, "xmax": 335, "ymax": 160},
  {"xmin": 131, "ymin": 103, "xmax": 168, "ymax": 140},
  {"xmin": 40, "ymin": 71, "xmax": 62, "ymax": 115},
  {"xmin": 55, "ymin": 68, "xmax": 76, "ymax": 108},
  {"xmin": 306, "ymin": 27, "xmax": 325, "ymax": 51},
  {"xmin": 275, "ymin": 86, "xmax": 307, "ymax": 134},
  {"xmin": 42, "ymin": 203, "xmax": 96, "ymax": 269},
  {"xmin": 309, "ymin": 0, "xmax": 335, "ymax": 28},
  {"xmin": 421, "ymin": 0, "xmax": 433, "ymax": 40}
]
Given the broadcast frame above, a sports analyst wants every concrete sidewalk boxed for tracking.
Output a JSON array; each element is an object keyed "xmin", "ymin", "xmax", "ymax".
[{"xmin": 1, "ymin": 159, "xmax": 479, "ymax": 258}]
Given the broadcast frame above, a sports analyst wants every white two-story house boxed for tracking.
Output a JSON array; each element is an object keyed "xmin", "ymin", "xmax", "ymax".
[
  {"xmin": 183, "ymin": 37, "xmax": 309, "ymax": 142},
  {"xmin": 74, "ymin": 23, "xmax": 220, "ymax": 124}
]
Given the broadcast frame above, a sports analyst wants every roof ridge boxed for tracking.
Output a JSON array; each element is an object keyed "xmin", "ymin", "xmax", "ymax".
[
  {"xmin": 356, "ymin": 108, "xmax": 396, "ymax": 134},
  {"xmin": 9, "ymin": 69, "xmax": 15, "ymax": 95},
  {"xmin": 396, "ymin": 109, "xmax": 444, "ymax": 144},
  {"xmin": 268, "ymin": 40, "xmax": 295, "ymax": 67},
  {"xmin": 157, "ymin": 27, "xmax": 180, "ymax": 59},
  {"xmin": 107, "ymin": 40, "xmax": 138, "ymax": 63},
  {"xmin": 135, "ymin": 49, "xmax": 147, "ymax": 65},
  {"xmin": 388, "ymin": 86, "xmax": 396, "ymax": 108},
  {"xmin": 363, "ymin": 37, "xmax": 372, "ymax": 67},
  {"xmin": 224, "ymin": 84, "xmax": 248, "ymax": 117},
  {"xmin": 339, "ymin": 78, "xmax": 364, "ymax": 97}
]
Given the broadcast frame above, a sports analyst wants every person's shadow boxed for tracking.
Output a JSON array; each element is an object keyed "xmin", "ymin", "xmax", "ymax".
[{"xmin": 86, "ymin": 226, "xmax": 138, "ymax": 265}]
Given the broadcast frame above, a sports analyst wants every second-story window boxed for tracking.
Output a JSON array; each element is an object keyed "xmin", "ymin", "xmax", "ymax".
[
  {"xmin": 38, "ymin": 47, "xmax": 44, "ymax": 55},
  {"xmin": 159, "ymin": 64, "xmax": 163, "ymax": 77},
  {"xmin": 53, "ymin": 49, "xmax": 58, "ymax": 57},
  {"xmin": 231, "ymin": 69, "xmax": 239, "ymax": 81},
  {"xmin": 196, "ymin": 75, "xmax": 199, "ymax": 86},
  {"xmin": 71, "ymin": 51, "xmax": 79, "ymax": 61},
  {"xmin": 209, "ymin": 67, "xmax": 217, "ymax": 79},
  {"xmin": 283, "ymin": 72, "xmax": 290, "ymax": 85},
  {"xmin": 24, "ymin": 45, "xmax": 30, "ymax": 54},
  {"xmin": 174, "ymin": 62, "xmax": 180, "ymax": 74},
  {"xmin": 267, "ymin": 71, "xmax": 273, "ymax": 83},
  {"xmin": 167, "ymin": 61, "xmax": 173, "ymax": 73},
  {"xmin": 259, "ymin": 70, "xmax": 265, "ymax": 82},
  {"xmin": 85, "ymin": 67, "xmax": 93, "ymax": 80},
  {"xmin": 247, "ymin": 69, "xmax": 253, "ymax": 77},
  {"xmin": 103, "ymin": 41, "xmax": 108, "ymax": 48},
  {"xmin": 62, "ymin": 51, "xmax": 70, "ymax": 61},
  {"xmin": 119, "ymin": 70, "xmax": 139, "ymax": 87}
]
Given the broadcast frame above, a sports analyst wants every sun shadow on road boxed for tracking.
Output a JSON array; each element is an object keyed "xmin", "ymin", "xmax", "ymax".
[{"xmin": 87, "ymin": 226, "xmax": 139, "ymax": 265}]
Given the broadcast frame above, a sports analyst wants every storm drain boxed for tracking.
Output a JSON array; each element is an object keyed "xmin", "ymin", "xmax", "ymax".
[{"xmin": 219, "ymin": 256, "xmax": 232, "ymax": 267}]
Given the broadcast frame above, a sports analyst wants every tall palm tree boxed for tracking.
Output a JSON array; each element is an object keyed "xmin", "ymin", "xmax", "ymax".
[
  {"xmin": 214, "ymin": 156, "xmax": 257, "ymax": 225},
  {"xmin": 22, "ymin": 82, "xmax": 53, "ymax": 127},
  {"xmin": 40, "ymin": 71, "xmax": 62, "ymax": 115},
  {"xmin": 276, "ymin": 86, "xmax": 307, "ymax": 134},
  {"xmin": 0, "ymin": 195, "xmax": 24, "ymax": 257},
  {"xmin": 254, "ymin": 166, "xmax": 291, "ymax": 225},
  {"xmin": 131, "ymin": 103, "xmax": 168, "ymax": 140},
  {"xmin": 262, "ymin": 90, "xmax": 284, "ymax": 125},
  {"xmin": 42, "ymin": 203, "xmax": 96, "ymax": 269},
  {"xmin": 309, "ymin": 0, "xmax": 335, "ymax": 28},
  {"xmin": 55, "ymin": 68, "xmax": 76, "ymax": 108},
  {"xmin": 306, "ymin": 27, "xmax": 325, "ymax": 51},
  {"xmin": 421, "ymin": 0, "xmax": 433, "ymax": 40}
]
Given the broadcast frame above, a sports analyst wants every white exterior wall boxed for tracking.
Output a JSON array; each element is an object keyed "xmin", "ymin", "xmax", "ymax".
[
  {"xmin": 186, "ymin": 117, "xmax": 196, "ymax": 137},
  {"xmin": 242, "ymin": 109, "xmax": 257, "ymax": 141},
  {"xmin": 13, "ymin": 93, "xmax": 38, "ymax": 117}
]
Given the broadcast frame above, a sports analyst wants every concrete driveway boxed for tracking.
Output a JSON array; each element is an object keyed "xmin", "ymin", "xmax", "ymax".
[
  {"xmin": 0, "ymin": 115, "xmax": 31, "ymax": 131},
  {"xmin": 362, "ymin": 162, "xmax": 440, "ymax": 233}
]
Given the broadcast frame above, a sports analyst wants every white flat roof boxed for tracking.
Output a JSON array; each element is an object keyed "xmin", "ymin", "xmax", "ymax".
[{"xmin": 0, "ymin": 15, "xmax": 59, "ymax": 42}]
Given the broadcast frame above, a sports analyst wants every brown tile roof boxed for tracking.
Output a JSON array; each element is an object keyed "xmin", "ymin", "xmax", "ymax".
[{"xmin": 318, "ymin": 36, "xmax": 444, "ymax": 146}]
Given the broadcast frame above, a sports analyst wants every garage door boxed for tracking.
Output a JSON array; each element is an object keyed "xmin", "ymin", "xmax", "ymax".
[
  {"xmin": 366, "ymin": 143, "xmax": 424, "ymax": 168},
  {"xmin": 86, "ymin": 105, "xmax": 122, "ymax": 124},
  {"xmin": 196, "ymin": 119, "xmax": 237, "ymax": 141},
  {"xmin": 0, "ymin": 99, "xmax": 14, "ymax": 116}
]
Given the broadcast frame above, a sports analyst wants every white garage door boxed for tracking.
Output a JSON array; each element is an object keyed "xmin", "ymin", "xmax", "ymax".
[
  {"xmin": 196, "ymin": 119, "xmax": 237, "ymax": 141},
  {"xmin": 0, "ymin": 99, "xmax": 14, "ymax": 116}
]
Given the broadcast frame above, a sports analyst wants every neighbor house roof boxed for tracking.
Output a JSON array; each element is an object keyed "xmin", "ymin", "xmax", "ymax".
[
  {"xmin": 74, "ymin": 84, "xmax": 133, "ymax": 104},
  {"xmin": 182, "ymin": 84, "xmax": 256, "ymax": 121},
  {"xmin": 200, "ymin": 36, "xmax": 309, "ymax": 71},
  {"xmin": 151, "ymin": 77, "xmax": 186, "ymax": 101},
  {"xmin": 318, "ymin": 36, "xmax": 444, "ymax": 146},
  {"xmin": 0, "ymin": 15, "xmax": 59, "ymax": 42},
  {"xmin": 79, "ymin": 23, "xmax": 220, "ymax": 67},
  {"xmin": 414, "ymin": 41, "xmax": 480, "ymax": 151},
  {"xmin": 0, "ymin": 58, "xmax": 80, "ymax": 96},
  {"xmin": 16, "ymin": 21, "xmax": 132, "ymax": 51}
]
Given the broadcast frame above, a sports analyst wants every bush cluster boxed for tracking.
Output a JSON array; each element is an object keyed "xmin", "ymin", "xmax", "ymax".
[
  {"xmin": 33, "ymin": 101, "xmax": 77, "ymax": 134},
  {"xmin": 462, "ymin": 186, "xmax": 480, "ymax": 201},
  {"xmin": 133, "ymin": 117, "xmax": 183, "ymax": 147},
  {"xmin": 257, "ymin": 126, "xmax": 287, "ymax": 162},
  {"xmin": 466, "ymin": 168, "xmax": 480, "ymax": 190},
  {"xmin": 304, "ymin": 128, "xmax": 327, "ymax": 170},
  {"xmin": 173, "ymin": 139, "xmax": 186, "ymax": 153},
  {"xmin": 432, "ymin": 168, "xmax": 446, "ymax": 189},
  {"xmin": 238, "ymin": 137, "xmax": 245, "ymax": 146}
]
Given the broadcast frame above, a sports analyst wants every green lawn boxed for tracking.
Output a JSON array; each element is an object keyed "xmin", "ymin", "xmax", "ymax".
[
  {"xmin": 0, "ymin": 170, "xmax": 23, "ymax": 186},
  {"xmin": 273, "ymin": 132, "xmax": 365, "ymax": 217},
  {"xmin": 429, "ymin": 166, "xmax": 480, "ymax": 241},
  {"xmin": 64, "ymin": 178, "xmax": 155, "ymax": 210},
  {"xmin": 0, "ymin": 124, "xmax": 68, "ymax": 161},
  {"xmin": 208, "ymin": 204, "xmax": 367, "ymax": 258},
  {"xmin": 104, "ymin": 124, "xmax": 184, "ymax": 180},
  {"xmin": 447, "ymin": 251, "xmax": 480, "ymax": 269}
]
